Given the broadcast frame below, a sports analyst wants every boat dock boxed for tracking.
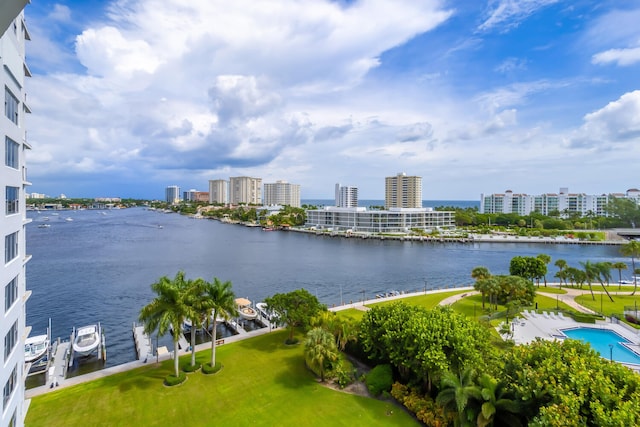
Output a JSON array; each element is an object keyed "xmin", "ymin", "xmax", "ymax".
[
  {"xmin": 46, "ymin": 339, "xmax": 70, "ymax": 388},
  {"xmin": 132, "ymin": 323, "xmax": 153, "ymax": 361}
]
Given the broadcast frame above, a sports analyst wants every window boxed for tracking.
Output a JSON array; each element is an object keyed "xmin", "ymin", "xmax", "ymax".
[
  {"xmin": 4, "ymin": 276, "xmax": 18, "ymax": 312},
  {"xmin": 4, "ymin": 321, "xmax": 18, "ymax": 362},
  {"xmin": 2, "ymin": 365, "xmax": 17, "ymax": 410},
  {"xmin": 5, "ymin": 232, "xmax": 18, "ymax": 263},
  {"xmin": 5, "ymin": 137, "xmax": 19, "ymax": 169},
  {"xmin": 4, "ymin": 87, "xmax": 19, "ymax": 125},
  {"xmin": 6, "ymin": 187, "xmax": 19, "ymax": 215}
]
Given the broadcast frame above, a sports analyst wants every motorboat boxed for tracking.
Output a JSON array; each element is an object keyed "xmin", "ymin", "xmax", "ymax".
[
  {"xmin": 38, "ymin": 224, "xmax": 50, "ymax": 228},
  {"xmin": 256, "ymin": 302, "xmax": 271, "ymax": 320},
  {"xmin": 73, "ymin": 325, "xmax": 100, "ymax": 357},
  {"xmin": 24, "ymin": 334, "xmax": 49, "ymax": 363},
  {"xmin": 235, "ymin": 298, "xmax": 258, "ymax": 320},
  {"xmin": 65, "ymin": 217, "xmax": 73, "ymax": 222}
]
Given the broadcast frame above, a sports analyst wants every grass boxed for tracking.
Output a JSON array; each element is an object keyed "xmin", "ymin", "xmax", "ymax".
[
  {"xmin": 367, "ymin": 290, "xmax": 468, "ymax": 310},
  {"xmin": 27, "ymin": 330, "xmax": 418, "ymax": 427},
  {"xmin": 533, "ymin": 286, "xmax": 567, "ymax": 294},
  {"xmin": 575, "ymin": 293, "xmax": 640, "ymax": 318}
]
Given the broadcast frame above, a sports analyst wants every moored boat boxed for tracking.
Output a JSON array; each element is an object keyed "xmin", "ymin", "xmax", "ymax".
[
  {"xmin": 73, "ymin": 325, "xmax": 100, "ymax": 357},
  {"xmin": 235, "ymin": 298, "xmax": 258, "ymax": 320},
  {"xmin": 24, "ymin": 334, "xmax": 49, "ymax": 364}
]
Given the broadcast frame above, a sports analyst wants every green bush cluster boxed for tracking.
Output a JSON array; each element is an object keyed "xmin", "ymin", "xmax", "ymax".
[
  {"xmin": 182, "ymin": 362, "xmax": 201, "ymax": 373},
  {"xmin": 201, "ymin": 362, "xmax": 222, "ymax": 375},
  {"xmin": 164, "ymin": 372, "xmax": 186, "ymax": 386},
  {"xmin": 365, "ymin": 364, "xmax": 393, "ymax": 396}
]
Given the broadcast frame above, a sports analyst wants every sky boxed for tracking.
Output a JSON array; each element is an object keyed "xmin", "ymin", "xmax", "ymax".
[{"xmin": 22, "ymin": 0, "xmax": 640, "ymax": 200}]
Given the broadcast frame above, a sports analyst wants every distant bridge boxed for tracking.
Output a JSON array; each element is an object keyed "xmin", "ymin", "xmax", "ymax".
[{"xmin": 613, "ymin": 229, "xmax": 640, "ymax": 239}]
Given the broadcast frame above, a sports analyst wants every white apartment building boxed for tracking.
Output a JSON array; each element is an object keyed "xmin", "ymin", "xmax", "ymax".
[
  {"xmin": 1, "ymin": 4, "xmax": 31, "ymax": 426},
  {"xmin": 229, "ymin": 176, "xmax": 262, "ymax": 205},
  {"xmin": 385, "ymin": 173, "xmax": 422, "ymax": 209},
  {"xmin": 165, "ymin": 185, "xmax": 180, "ymax": 204},
  {"xmin": 335, "ymin": 183, "xmax": 358, "ymax": 208},
  {"xmin": 208, "ymin": 179, "xmax": 227, "ymax": 204},
  {"xmin": 263, "ymin": 180, "xmax": 300, "ymax": 207},
  {"xmin": 480, "ymin": 188, "xmax": 634, "ymax": 217},
  {"xmin": 306, "ymin": 207, "xmax": 454, "ymax": 233}
]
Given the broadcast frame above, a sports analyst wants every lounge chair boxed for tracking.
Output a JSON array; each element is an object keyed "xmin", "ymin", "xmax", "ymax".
[{"xmin": 542, "ymin": 311, "xmax": 549, "ymax": 319}]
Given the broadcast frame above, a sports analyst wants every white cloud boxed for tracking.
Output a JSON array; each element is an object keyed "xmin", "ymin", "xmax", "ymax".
[
  {"xmin": 569, "ymin": 90, "xmax": 640, "ymax": 148},
  {"xmin": 478, "ymin": 0, "xmax": 559, "ymax": 32},
  {"xmin": 592, "ymin": 45, "xmax": 640, "ymax": 66}
]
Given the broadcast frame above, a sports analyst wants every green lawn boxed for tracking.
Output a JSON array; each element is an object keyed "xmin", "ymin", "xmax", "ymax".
[
  {"xmin": 575, "ymin": 293, "xmax": 640, "ymax": 319},
  {"xmin": 533, "ymin": 286, "xmax": 567, "ymax": 294},
  {"xmin": 367, "ymin": 290, "xmax": 468, "ymax": 310},
  {"xmin": 334, "ymin": 308, "xmax": 366, "ymax": 322},
  {"xmin": 27, "ymin": 330, "xmax": 418, "ymax": 427}
]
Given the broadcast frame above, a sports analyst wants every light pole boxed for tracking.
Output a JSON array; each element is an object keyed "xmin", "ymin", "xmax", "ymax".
[
  {"xmin": 609, "ymin": 344, "xmax": 613, "ymax": 362},
  {"xmin": 340, "ymin": 284, "xmax": 343, "ymax": 306},
  {"xmin": 362, "ymin": 289, "xmax": 365, "ymax": 305}
]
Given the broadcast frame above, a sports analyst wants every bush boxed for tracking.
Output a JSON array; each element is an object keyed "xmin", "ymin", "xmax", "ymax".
[
  {"xmin": 182, "ymin": 362, "xmax": 201, "ymax": 373},
  {"xmin": 365, "ymin": 364, "xmax": 393, "ymax": 396},
  {"xmin": 164, "ymin": 372, "xmax": 187, "ymax": 386},
  {"xmin": 331, "ymin": 361, "xmax": 356, "ymax": 388},
  {"xmin": 202, "ymin": 362, "xmax": 222, "ymax": 375},
  {"xmin": 391, "ymin": 383, "xmax": 452, "ymax": 427}
]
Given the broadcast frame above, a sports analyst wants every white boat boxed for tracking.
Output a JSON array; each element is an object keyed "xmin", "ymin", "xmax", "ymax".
[
  {"xmin": 65, "ymin": 217, "xmax": 73, "ymax": 222},
  {"xmin": 235, "ymin": 298, "xmax": 257, "ymax": 320},
  {"xmin": 38, "ymin": 224, "xmax": 50, "ymax": 228},
  {"xmin": 256, "ymin": 302, "xmax": 270, "ymax": 319},
  {"xmin": 24, "ymin": 334, "xmax": 49, "ymax": 363},
  {"xmin": 73, "ymin": 325, "xmax": 100, "ymax": 357}
]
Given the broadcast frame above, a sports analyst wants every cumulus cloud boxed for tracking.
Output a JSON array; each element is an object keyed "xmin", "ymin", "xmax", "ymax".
[
  {"xmin": 27, "ymin": 0, "xmax": 454, "ymax": 189},
  {"xmin": 592, "ymin": 45, "xmax": 640, "ymax": 66},
  {"xmin": 569, "ymin": 90, "xmax": 640, "ymax": 148}
]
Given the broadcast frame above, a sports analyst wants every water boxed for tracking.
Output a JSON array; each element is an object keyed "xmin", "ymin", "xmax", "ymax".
[
  {"xmin": 26, "ymin": 207, "xmax": 625, "ymax": 367},
  {"xmin": 560, "ymin": 327, "xmax": 640, "ymax": 365}
]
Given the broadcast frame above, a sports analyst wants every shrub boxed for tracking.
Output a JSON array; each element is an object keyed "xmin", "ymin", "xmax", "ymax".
[
  {"xmin": 202, "ymin": 362, "xmax": 222, "ymax": 375},
  {"xmin": 182, "ymin": 362, "xmax": 201, "ymax": 373},
  {"xmin": 164, "ymin": 372, "xmax": 186, "ymax": 386},
  {"xmin": 331, "ymin": 362, "xmax": 356, "ymax": 388},
  {"xmin": 365, "ymin": 364, "xmax": 393, "ymax": 396},
  {"xmin": 391, "ymin": 383, "xmax": 452, "ymax": 427}
]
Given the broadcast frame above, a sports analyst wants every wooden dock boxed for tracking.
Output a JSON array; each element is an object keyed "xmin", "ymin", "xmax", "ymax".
[
  {"xmin": 46, "ymin": 339, "xmax": 70, "ymax": 388},
  {"xmin": 132, "ymin": 323, "xmax": 153, "ymax": 361}
]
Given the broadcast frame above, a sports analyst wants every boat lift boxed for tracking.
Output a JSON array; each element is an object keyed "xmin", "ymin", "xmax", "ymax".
[{"xmin": 68, "ymin": 322, "xmax": 106, "ymax": 367}]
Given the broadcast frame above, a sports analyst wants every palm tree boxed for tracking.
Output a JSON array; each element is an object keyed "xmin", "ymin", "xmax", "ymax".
[
  {"xmin": 580, "ymin": 261, "xmax": 598, "ymax": 301},
  {"xmin": 471, "ymin": 267, "xmax": 491, "ymax": 309},
  {"xmin": 436, "ymin": 367, "xmax": 481, "ymax": 427},
  {"xmin": 139, "ymin": 271, "xmax": 191, "ymax": 378},
  {"xmin": 312, "ymin": 311, "xmax": 358, "ymax": 351},
  {"xmin": 304, "ymin": 327, "xmax": 338, "ymax": 382},
  {"xmin": 202, "ymin": 277, "xmax": 237, "ymax": 369},
  {"xmin": 612, "ymin": 262, "xmax": 628, "ymax": 290},
  {"xmin": 594, "ymin": 262, "xmax": 614, "ymax": 302},
  {"xmin": 537, "ymin": 254, "xmax": 551, "ymax": 287},
  {"xmin": 620, "ymin": 241, "xmax": 640, "ymax": 295},
  {"xmin": 476, "ymin": 373, "xmax": 522, "ymax": 427},
  {"xmin": 185, "ymin": 278, "xmax": 208, "ymax": 369},
  {"xmin": 554, "ymin": 259, "xmax": 567, "ymax": 288}
]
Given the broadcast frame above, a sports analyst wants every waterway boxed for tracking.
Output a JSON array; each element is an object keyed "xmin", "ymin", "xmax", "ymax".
[{"xmin": 25, "ymin": 207, "xmax": 627, "ymax": 367}]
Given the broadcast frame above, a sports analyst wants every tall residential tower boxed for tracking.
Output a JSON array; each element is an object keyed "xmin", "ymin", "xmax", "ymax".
[
  {"xmin": 335, "ymin": 183, "xmax": 358, "ymax": 208},
  {"xmin": 229, "ymin": 176, "xmax": 262, "ymax": 205},
  {"xmin": 385, "ymin": 173, "xmax": 422, "ymax": 209},
  {"xmin": 263, "ymin": 180, "xmax": 300, "ymax": 207},
  {"xmin": 1, "ymin": 4, "xmax": 31, "ymax": 426}
]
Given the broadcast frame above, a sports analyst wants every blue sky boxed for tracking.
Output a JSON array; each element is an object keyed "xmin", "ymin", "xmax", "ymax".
[{"xmin": 22, "ymin": 0, "xmax": 640, "ymax": 200}]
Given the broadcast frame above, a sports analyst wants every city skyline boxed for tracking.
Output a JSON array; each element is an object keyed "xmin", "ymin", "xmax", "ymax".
[{"xmin": 22, "ymin": 1, "xmax": 640, "ymax": 200}]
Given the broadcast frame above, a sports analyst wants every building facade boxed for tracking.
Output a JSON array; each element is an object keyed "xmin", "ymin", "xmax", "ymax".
[
  {"xmin": 1, "ymin": 4, "xmax": 31, "ymax": 427},
  {"xmin": 335, "ymin": 183, "xmax": 358, "ymax": 208},
  {"xmin": 479, "ymin": 188, "xmax": 635, "ymax": 217},
  {"xmin": 229, "ymin": 176, "xmax": 262, "ymax": 205},
  {"xmin": 306, "ymin": 207, "xmax": 454, "ymax": 233},
  {"xmin": 385, "ymin": 173, "xmax": 422, "ymax": 209},
  {"xmin": 165, "ymin": 185, "xmax": 180, "ymax": 204},
  {"xmin": 263, "ymin": 180, "xmax": 300, "ymax": 207},
  {"xmin": 208, "ymin": 179, "xmax": 227, "ymax": 204}
]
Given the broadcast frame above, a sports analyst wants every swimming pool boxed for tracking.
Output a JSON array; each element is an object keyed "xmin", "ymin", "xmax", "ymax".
[{"xmin": 560, "ymin": 327, "xmax": 640, "ymax": 366}]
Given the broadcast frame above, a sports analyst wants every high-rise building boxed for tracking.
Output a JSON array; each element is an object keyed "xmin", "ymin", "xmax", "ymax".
[
  {"xmin": 229, "ymin": 176, "xmax": 262, "ymax": 205},
  {"xmin": 208, "ymin": 179, "xmax": 228, "ymax": 204},
  {"xmin": 1, "ymin": 4, "xmax": 31, "ymax": 427},
  {"xmin": 335, "ymin": 183, "xmax": 358, "ymax": 208},
  {"xmin": 263, "ymin": 180, "xmax": 301, "ymax": 207},
  {"xmin": 385, "ymin": 173, "xmax": 422, "ymax": 209},
  {"xmin": 165, "ymin": 185, "xmax": 181, "ymax": 204},
  {"xmin": 183, "ymin": 189, "xmax": 198, "ymax": 202}
]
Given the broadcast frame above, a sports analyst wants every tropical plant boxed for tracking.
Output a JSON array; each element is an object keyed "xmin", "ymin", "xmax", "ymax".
[
  {"xmin": 139, "ymin": 271, "xmax": 192, "ymax": 378},
  {"xmin": 436, "ymin": 367, "xmax": 481, "ymax": 427},
  {"xmin": 185, "ymin": 278, "xmax": 208, "ymax": 369},
  {"xmin": 476, "ymin": 373, "xmax": 522, "ymax": 427},
  {"xmin": 554, "ymin": 259, "xmax": 567, "ymax": 288},
  {"xmin": 621, "ymin": 240, "xmax": 640, "ymax": 295},
  {"xmin": 594, "ymin": 261, "xmax": 614, "ymax": 302},
  {"xmin": 202, "ymin": 277, "xmax": 237, "ymax": 369},
  {"xmin": 580, "ymin": 261, "xmax": 598, "ymax": 301},
  {"xmin": 536, "ymin": 254, "xmax": 551, "ymax": 286},
  {"xmin": 471, "ymin": 266, "xmax": 491, "ymax": 308},
  {"xmin": 611, "ymin": 262, "xmax": 628, "ymax": 290},
  {"xmin": 304, "ymin": 327, "xmax": 338, "ymax": 381}
]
